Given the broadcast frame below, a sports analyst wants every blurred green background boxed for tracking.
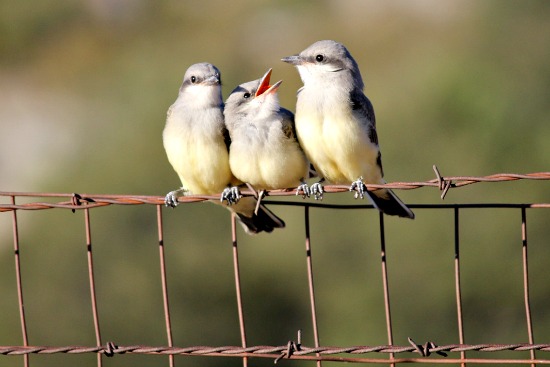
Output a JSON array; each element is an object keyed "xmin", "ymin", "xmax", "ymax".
[{"xmin": 1, "ymin": 0, "xmax": 549, "ymax": 366}]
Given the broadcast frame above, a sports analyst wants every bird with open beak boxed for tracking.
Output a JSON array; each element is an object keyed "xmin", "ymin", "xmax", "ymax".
[{"xmin": 224, "ymin": 69, "xmax": 310, "ymax": 202}]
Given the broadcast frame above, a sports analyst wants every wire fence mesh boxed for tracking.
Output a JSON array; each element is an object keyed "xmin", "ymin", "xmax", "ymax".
[{"xmin": 1, "ymin": 168, "xmax": 549, "ymax": 366}]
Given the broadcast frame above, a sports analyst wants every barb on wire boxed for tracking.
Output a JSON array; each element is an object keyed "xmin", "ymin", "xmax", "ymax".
[
  {"xmin": 407, "ymin": 337, "xmax": 447, "ymax": 357},
  {"xmin": 275, "ymin": 330, "xmax": 302, "ymax": 364},
  {"xmin": 432, "ymin": 165, "xmax": 453, "ymax": 200},
  {"xmin": 70, "ymin": 193, "xmax": 95, "ymax": 213},
  {"xmin": 103, "ymin": 342, "xmax": 117, "ymax": 357}
]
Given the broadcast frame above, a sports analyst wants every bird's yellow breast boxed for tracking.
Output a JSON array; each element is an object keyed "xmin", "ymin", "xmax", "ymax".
[
  {"xmin": 296, "ymin": 105, "xmax": 382, "ymax": 185},
  {"xmin": 229, "ymin": 129, "xmax": 308, "ymax": 190},
  {"xmin": 163, "ymin": 114, "xmax": 233, "ymax": 195}
]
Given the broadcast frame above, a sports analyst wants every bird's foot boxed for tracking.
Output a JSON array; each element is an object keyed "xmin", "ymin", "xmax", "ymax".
[
  {"xmin": 165, "ymin": 188, "xmax": 186, "ymax": 208},
  {"xmin": 349, "ymin": 177, "xmax": 367, "ymax": 199},
  {"xmin": 310, "ymin": 181, "xmax": 324, "ymax": 200},
  {"xmin": 295, "ymin": 182, "xmax": 311, "ymax": 198},
  {"xmin": 221, "ymin": 186, "xmax": 241, "ymax": 205}
]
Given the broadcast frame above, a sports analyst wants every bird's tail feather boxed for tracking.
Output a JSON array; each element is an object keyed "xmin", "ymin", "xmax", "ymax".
[
  {"xmin": 225, "ymin": 197, "xmax": 285, "ymax": 234},
  {"xmin": 366, "ymin": 188, "xmax": 415, "ymax": 219},
  {"xmin": 236, "ymin": 204, "xmax": 285, "ymax": 234}
]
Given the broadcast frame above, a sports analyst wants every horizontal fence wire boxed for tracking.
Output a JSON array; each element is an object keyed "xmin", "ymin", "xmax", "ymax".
[
  {"xmin": 1, "ymin": 168, "xmax": 549, "ymax": 211},
  {"xmin": 1, "ymin": 168, "xmax": 549, "ymax": 366},
  {"xmin": 2, "ymin": 342, "xmax": 550, "ymax": 356}
]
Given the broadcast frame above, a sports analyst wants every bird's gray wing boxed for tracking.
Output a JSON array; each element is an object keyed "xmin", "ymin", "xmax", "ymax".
[
  {"xmin": 280, "ymin": 107, "xmax": 298, "ymax": 141},
  {"xmin": 349, "ymin": 88, "xmax": 383, "ymax": 176},
  {"xmin": 350, "ymin": 88, "xmax": 378, "ymax": 145}
]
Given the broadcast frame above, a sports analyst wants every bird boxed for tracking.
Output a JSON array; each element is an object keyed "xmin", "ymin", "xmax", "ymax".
[
  {"xmin": 162, "ymin": 62, "xmax": 285, "ymax": 233},
  {"xmin": 224, "ymin": 68, "xmax": 310, "ymax": 200},
  {"xmin": 282, "ymin": 40, "xmax": 414, "ymax": 219}
]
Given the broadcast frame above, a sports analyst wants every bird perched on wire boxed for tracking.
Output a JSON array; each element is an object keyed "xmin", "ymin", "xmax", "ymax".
[
  {"xmin": 282, "ymin": 40, "xmax": 414, "ymax": 219},
  {"xmin": 162, "ymin": 62, "xmax": 285, "ymax": 233},
  {"xmin": 224, "ymin": 68, "xmax": 310, "ymax": 203}
]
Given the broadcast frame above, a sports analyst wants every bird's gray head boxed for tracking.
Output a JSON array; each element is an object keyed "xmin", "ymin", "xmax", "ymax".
[
  {"xmin": 178, "ymin": 62, "xmax": 223, "ymax": 107},
  {"xmin": 224, "ymin": 69, "xmax": 282, "ymax": 128},
  {"xmin": 281, "ymin": 40, "xmax": 364, "ymax": 90}
]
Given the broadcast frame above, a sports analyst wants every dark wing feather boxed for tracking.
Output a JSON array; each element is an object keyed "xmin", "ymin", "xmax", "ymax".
[
  {"xmin": 350, "ymin": 89, "xmax": 376, "ymax": 126},
  {"xmin": 222, "ymin": 126, "xmax": 231, "ymax": 152},
  {"xmin": 279, "ymin": 107, "xmax": 297, "ymax": 141},
  {"xmin": 350, "ymin": 89, "xmax": 378, "ymax": 146},
  {"xmin": 350, "ymin": 88, "xmax": 383, "ymax": 175}
]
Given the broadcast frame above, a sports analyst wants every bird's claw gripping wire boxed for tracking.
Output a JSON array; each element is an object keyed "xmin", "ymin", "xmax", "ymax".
[
  {"xmin": 310, "ymin": 181, "xmax": 324, "ymax": 200},
  {"xmin": 221, "ymin": 186, "xmax": 241, "ymax": 205},
  {"xmin": 349, "ymin": 177, "xmax": 367, "ymax": 199},
  {"xmin": 164, "ymin": 189, "xmax": 185, "ymax": 208},
  {"xmin": 295, "ymin": 181, "xmax": 311, "ymax": 198}
]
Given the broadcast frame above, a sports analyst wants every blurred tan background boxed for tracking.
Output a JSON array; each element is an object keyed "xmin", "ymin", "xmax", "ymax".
[{"xmin": 1, "ymin": 1, "xmax": 549, "ymax": 366}]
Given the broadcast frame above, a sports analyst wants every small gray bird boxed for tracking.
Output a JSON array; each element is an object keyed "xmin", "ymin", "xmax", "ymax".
[
  {"xmin": 224, "ymin": 69, "xmax": 310, "ymax": 197},
  {"xmin": 163, "ymin": 62, "xmax": 285, "ymax": 233},
  {"xmin": 282, "ymin": 40, "xmax": 414, "ymax": 219}
]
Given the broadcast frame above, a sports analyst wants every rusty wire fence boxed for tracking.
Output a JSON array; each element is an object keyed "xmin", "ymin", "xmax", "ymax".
[{"xmin": 1, "ymin": 168, "xmax": 550, "ymax": 366}]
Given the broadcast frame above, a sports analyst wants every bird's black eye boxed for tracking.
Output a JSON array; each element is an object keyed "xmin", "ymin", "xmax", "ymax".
[
  {"xmin": 315, "ymin": 54, "xmax": 324, "ymax": 62},
  {"xmin": 190, "ymin": 76, "xmax": 197, "ymax": 83},
  {"xmin": 243, "ymin": 92, "xmax": 251, "ymax": 99}
]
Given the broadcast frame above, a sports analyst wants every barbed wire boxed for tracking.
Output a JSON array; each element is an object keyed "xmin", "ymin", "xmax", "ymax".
[
  {"xmin": 2, "ymin": 341, "xmax": 550, "ymax": 364},
  {"xmin": 1, "ymin": 167, "xmax": 549, "ymax": 212}
]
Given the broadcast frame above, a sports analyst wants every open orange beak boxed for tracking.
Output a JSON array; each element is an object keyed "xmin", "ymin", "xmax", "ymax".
[{"xmin": 255, "ymin": 69, "xmax": 282, "ymax": 97}]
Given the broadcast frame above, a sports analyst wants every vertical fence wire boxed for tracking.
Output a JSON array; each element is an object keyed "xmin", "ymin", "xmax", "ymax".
[
  {"xmin": 521, "ymin": 208, "xmax": 536, "ymax": 367},
  {"xmin": 10, "ymin": 196, "xmax": 29, "ymax": 367},
  {"xmin": 454, "ymin": 207, "xmax": 466, "ymax": 367},
  {"xmin": 157, "ymin": 205, "xmax": 175, "ymax": 367},
  {"xmin": 304, "ymin": 205, "xmax": 322, "ymax": 367},
  {"xmin": 84, "ymin": 208, "xmax": 102, "ymax": 367},
  {"xmin": 231, "ymin": 213, "xmax": 248, "ymax": 367},
  {"xmin": 378, "ymin": 212, "xmax": 395, "ymax": 367}
]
